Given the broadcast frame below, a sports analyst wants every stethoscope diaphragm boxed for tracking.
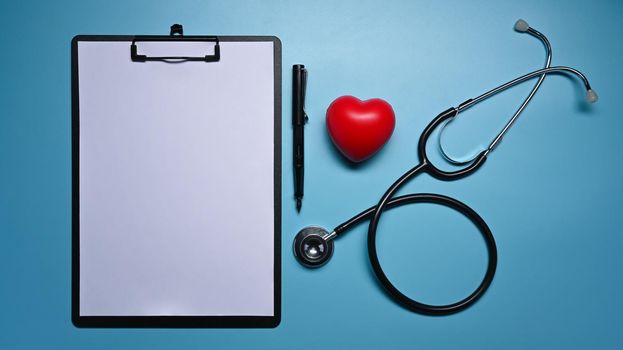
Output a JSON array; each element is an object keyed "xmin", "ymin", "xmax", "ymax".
[{"xmin": 293, "ymin": 226, "xmax": 334, "ymax": 268}]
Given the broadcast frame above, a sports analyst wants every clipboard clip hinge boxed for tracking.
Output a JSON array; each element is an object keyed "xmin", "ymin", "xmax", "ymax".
[
  {"xmin": 170, "ymin": 24, "xmax": 184, "ymax": 36},
  {"xmin": 130, "ymin": 24, "xmax": 220, "ymax": 63}
]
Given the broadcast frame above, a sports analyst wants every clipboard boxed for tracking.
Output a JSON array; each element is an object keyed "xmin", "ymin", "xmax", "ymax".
[{"xmin": 71, "ymin": 25, "xmax": 281, "ymax": 328}]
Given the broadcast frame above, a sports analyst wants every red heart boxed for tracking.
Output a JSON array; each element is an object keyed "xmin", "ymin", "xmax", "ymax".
[{"xmin": 326, "ymin": 96, "xmax": 395, "ymax": 162}]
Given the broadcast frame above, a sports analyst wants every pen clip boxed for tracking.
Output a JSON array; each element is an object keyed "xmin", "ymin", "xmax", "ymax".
[{"xmin": 302, "ymin": 68, "xmax": 308, "ymax": 123}]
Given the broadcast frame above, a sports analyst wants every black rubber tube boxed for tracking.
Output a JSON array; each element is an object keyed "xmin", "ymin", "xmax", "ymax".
[{"xmin": 331, "ymin": 164, "xmax": 497, "ymax": 315}]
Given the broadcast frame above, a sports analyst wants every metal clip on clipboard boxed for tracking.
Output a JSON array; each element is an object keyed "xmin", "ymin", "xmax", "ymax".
[{"xmin": 130, "ymin": 24, "xmax": 221, "ymax": 62}]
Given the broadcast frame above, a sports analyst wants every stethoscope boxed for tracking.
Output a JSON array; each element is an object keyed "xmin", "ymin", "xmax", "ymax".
[{"xmin": 293, "ymin": 20, "xmax": 598, "ymax": 315}]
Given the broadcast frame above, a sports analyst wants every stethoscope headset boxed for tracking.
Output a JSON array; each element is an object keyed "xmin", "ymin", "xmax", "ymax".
[{"xmin": 293, "ymin": 19, "xmax": 598, "ymax": 315}]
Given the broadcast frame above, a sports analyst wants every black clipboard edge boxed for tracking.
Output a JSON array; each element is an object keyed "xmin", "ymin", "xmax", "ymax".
[{"xmin": 71, "ymin": 35, "xmax": 282, "ymax": 328}]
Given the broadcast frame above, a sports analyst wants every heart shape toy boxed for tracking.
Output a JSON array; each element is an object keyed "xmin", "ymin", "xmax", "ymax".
[{"xmin": 326, "ymin": 95, "xmax": 395, "ymax": 162}]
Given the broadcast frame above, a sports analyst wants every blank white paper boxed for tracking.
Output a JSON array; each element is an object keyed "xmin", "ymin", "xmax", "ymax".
[{"xmin": 77, "ymin": 40, "xmax": 275, "ymax": 316}]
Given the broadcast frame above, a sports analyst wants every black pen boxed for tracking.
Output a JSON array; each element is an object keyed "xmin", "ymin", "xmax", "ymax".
[{"xmin": 293, "ymin": 64, "xmax": 307, "ymax": 212}]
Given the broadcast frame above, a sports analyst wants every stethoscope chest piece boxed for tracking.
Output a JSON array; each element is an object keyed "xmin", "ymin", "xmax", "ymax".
[{"xmin": 293, "ymin": 226, "xmax": 334, "ymax": 268}]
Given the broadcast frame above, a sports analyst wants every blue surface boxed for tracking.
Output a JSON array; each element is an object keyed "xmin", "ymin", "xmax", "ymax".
[{"xmin": 1, "ymin": 0, "xmax": 622, "ymax": 349}]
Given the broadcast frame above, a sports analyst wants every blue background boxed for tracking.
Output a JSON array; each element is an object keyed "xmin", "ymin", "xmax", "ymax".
[{"xmin": 1, "ymin": 0, "xmax": 622, "ymax": 349}]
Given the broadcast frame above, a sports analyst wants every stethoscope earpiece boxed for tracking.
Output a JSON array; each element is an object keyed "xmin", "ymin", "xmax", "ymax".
[{"xmin": 293, "ymin": 226, "xmax": 334, "ymax": 268}]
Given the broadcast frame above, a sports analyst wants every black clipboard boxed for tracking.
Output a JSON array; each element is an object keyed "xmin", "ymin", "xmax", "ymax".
[{"xmin": 71, "ymin": 25, "xmax": 281, "ymax": 328}]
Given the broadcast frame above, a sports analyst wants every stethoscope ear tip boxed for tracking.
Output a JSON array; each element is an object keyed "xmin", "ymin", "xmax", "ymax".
[
  {"xmin": 293, "ymin": 226, "xmax": 334, "ymax": 268},
  {"xmin": 514, "ymin": 19, "xmax": 529, "ymax": 32},
  {"xmin": 586, "ymin": 89, "xmax": 598, "ymax": 103}
]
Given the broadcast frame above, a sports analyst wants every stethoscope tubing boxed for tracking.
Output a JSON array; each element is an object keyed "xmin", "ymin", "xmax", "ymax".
[{"xmin": 367, "ymin": 192, "xmax": 497, "ymax": 315}]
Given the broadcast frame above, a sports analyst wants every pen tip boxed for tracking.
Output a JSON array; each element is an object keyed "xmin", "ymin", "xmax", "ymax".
[{"xmin": 296, "ymin": 198, "xmax": 302, "ymax": 212}]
